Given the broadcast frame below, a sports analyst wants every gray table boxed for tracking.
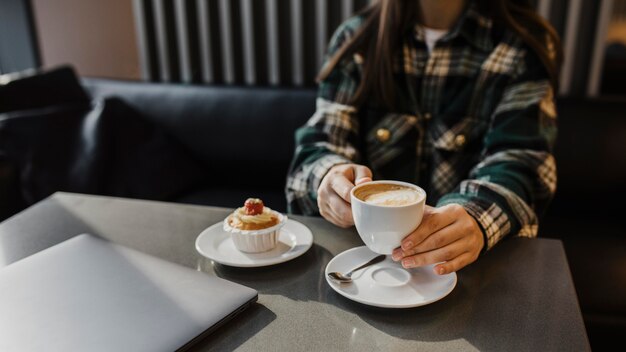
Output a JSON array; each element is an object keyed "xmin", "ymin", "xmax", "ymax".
[{"xmin": 0, "ymin": 192, "xmax": 590, "ymax": 351}]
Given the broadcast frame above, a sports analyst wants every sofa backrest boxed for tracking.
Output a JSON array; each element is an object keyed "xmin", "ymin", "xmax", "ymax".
[
  {"xmin": 552, "ymin": 98, "xmax": 626, "ymax": 218},
  {"xmin": 84, "ymin": 79, "xmax": 626, "ymax": 217},
  {"xmin": 83, "ymin": 79, "xmax": 317, "ymax": 189}
]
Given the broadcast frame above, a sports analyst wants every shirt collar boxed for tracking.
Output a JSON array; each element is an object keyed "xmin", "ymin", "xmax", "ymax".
[{"xmin": 413, "ymin": 1, "xmax": 494, "ymax": 52}]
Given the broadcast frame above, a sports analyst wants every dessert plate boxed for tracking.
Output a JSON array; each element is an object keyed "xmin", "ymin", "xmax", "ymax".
[
  {"xmin": 325, "ymin": 246, "xmax": 457, "ymax": 308},
  {"xmin": 195, "ymin": 219, "xmax": 313, "ymax": 267}
]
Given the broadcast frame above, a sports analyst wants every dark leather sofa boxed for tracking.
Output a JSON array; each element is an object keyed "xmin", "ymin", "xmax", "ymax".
[
  {"xmin": 540, "ymin": 98, "xmax": 626, "ymax": 351},
  {"xmin": 0, "ymin": 68, "xmax": 313, "ymax": 215},
  {"xmin": 82, "ymin": 77, "xmax": 315, "ymax": 212},
  {"xmin": 0, "ymin": 68, "xmax": 624, "ymax": 350}
]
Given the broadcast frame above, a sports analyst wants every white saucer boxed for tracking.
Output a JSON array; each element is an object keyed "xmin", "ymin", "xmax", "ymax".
[
  {"xmin": 325, "ymin": 246, "xmax": 457, "ymax": 308},
  {"xmin": 195, "ymin": 219, "xmax": 313, "ymax": 267}
]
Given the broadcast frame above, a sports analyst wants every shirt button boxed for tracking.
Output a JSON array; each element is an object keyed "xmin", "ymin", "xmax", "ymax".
[
  {"xmin": 454, "ymin": 134, "xmax": 466, "ymax": 147},
  {"xmin": 424, "ymin": 113, "xmax": 432, "ymax": 121},
  {"xmin": 376, "ymin": 128, "xmax": 391, "ymax": 143},
  {"xmin": 353, "ymin": 53, "xmax": 364, "ymax": 64}
]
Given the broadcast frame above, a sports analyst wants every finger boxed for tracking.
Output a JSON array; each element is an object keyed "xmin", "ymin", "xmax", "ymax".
[
  {"xmin": 400, "ymin": 222, "xmax": 466, "ymax": 257},
  {"xmin": 328, "ymin": 214, "xmax": 353, "ymax": 228},
  {"xmin": 400, "ymin": 206, "xmax": 456, "ymax": 250},
  {"xmin": 318, "ymin": 195, "xmax": 338, "ymax": 225},
  {"xmin": 319, "ymin": 198, "xmax": 350, "ymax": 228},
  {"xmin": 391, "ymin": 247, "xmax": 404, "ymax": 261},
  {"xmin": 330, "ymin": 176, "xmax": 354, "ymax": 203},
  {"xmin": 355, "ymin": 177, "xmax": 372, "ymax": 185},
  {"xmin": 423, "ymin": 205, "xmax": 436, "ymax": 214},
  {"xmin": 327, "ymin": 193, "xmax": 354, "ymax": 227},
  {"xmin": 391, "ymin": 206, "xmax": 438, "ymax": 259},
  {"xmin": 354, "ymin": 165, "xmax": 373, "ymax": 185},
  {"xmin": 326, "ymin": 211, "xmax": 350, "ymax": 228},
  {"xmin": 401, "ymin": 237, "xmax": 468, "ymax": 269},
  {"xmin": 433, "ymin": 251, "xmax": 477, "ymax": 275},
  {"xmin": 318, "ymin": 188, "xmax": 349, "ymax": 227},
  {"xmin": 392, "ymin": 223, "xmax": 461, "ymax": 261}
]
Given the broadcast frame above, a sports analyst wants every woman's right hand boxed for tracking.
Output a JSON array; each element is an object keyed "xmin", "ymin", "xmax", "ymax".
[{"xmin": 317, "ymin": 163, "xmax": 372, "ymax": 228}]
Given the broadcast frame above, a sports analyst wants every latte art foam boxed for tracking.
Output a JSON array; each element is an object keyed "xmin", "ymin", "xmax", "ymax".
[{"xmin": 354, "ymin": 184, "xmax": 421, "ymax": 206}]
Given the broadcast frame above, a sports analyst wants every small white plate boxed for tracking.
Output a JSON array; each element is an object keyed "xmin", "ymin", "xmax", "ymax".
[
  {"xmin": 195, "ymin": 219, "xmax": 313, "ymax": 267},
  {"xmin": 325, "ymin": 246, "xmax": 457, "ymax": 308}
]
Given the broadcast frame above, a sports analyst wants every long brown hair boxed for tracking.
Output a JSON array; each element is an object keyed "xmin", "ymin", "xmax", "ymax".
[{"xmin": 318, "ymin": 0, "xmax": 563, "ymax": 109}]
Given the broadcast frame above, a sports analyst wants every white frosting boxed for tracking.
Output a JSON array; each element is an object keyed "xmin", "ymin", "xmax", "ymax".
[
  {"xmin": 363, "ymin": 189, "xmax": 420, "ymax": 206},
  {"xmin": 233, "ymin": 207, "xmax": 276, "ymax": 224}
]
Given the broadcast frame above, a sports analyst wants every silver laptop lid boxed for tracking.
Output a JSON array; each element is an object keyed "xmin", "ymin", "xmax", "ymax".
[{"xmin": 0, "ymin": 234, "xmax": 257, "ymax": 352}]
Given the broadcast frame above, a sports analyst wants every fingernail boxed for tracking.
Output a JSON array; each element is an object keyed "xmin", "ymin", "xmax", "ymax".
[
  {"xmin": 437, "ymin": 267, "xmax": 445, "ymax": 275},
  {"xmin": 391, "ymin": 252, "xmax": 400, "ymax": 261},
  {"xmin": 401, "ymin": 241, "xmax": 413, "ymax": 250},
  {"xmin": 402, "ymin": 258, "xmax": 414, "ymax": 268},
  {"xmin": 356, "ymin": 177, "xmax": 370, "ymax": 185}
]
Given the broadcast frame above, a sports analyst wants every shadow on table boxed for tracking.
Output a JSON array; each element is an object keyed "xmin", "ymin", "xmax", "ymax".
[
  {"xmin": 188, "ymin": 303, "xmax": 277, "ymax": 351},
  {"xmin": 0, "ymin": 196, "xmax": 98, "ymax": 266},
  {"xmin": 205, "ymin": 243, "xmax": 331, "ymax": 298},
  {"xmin": 206, "ymin": 238, "xmax": 525, "ymax": 350}
]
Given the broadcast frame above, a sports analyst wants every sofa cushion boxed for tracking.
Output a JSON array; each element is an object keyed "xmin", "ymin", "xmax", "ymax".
[
  {"xmin": 0, "ymin": 66, "xmax": 89, "ymax": 113},
  {"xmin": 0, "ymin": 97, "xmax": 207, "ymax": 207},
  {"xmin": 83, "ymin": 79, "xmax": 317, "ymax": 189}
]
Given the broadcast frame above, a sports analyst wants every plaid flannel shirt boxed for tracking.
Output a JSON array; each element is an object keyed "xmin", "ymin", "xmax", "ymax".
[{"xmin": 286, "ymin": 2, "xmax": 558, "ymax": 251}]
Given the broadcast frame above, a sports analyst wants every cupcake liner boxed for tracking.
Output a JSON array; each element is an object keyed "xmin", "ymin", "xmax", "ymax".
[{"xmin": 223, "ymin": 211, "xmax": 287, "ymax": 253}]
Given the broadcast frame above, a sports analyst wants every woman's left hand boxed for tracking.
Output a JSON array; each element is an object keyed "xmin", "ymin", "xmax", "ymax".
[{"xmin": 391, "ymin": 204, "xmax": 485, "ymax": 275}]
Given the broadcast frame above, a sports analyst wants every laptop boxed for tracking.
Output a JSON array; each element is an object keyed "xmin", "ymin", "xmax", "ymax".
[{"xmin": 0, "ymin": 234, "xmax": 258, "ymax": 352}]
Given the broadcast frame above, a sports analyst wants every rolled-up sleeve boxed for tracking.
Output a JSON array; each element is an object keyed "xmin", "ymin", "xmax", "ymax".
[{"xmin": 437, "ymin": 50, "xmax": 558, "ymax": 251}]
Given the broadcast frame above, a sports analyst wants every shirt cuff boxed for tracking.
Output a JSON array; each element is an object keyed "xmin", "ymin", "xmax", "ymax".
[
  {"xmin": 307, "ymin": 154, "xmax": 352, "ymax": 200},
  {"xmin": 436, "ymin": 178, "xmax": 539, "ymax": 253}
]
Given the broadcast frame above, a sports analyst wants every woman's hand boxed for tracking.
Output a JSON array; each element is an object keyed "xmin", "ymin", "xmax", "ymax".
[
  {"xmin": 391, "ymin": 204, "xmax": 485, "ymax": 275},
  {"xmin": 317, "ymin": 163, "xmax": 372, "ymax": 228}
]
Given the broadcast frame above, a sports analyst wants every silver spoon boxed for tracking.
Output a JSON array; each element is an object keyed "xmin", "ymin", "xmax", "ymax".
[{"xmin": 327, "ymin": 254, "xmax": 386, "ymax": 283}]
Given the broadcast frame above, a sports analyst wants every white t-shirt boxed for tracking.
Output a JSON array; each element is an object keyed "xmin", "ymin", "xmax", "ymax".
[{"xmin": 423, "ymin": 27, "xmax": 448, "ymax": 53}]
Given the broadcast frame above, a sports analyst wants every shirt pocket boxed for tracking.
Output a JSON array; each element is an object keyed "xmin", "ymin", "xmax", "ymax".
[
  {"xmin": 429, "ymin": 116, "xmax": 488, "ymax": 195},
  {"xmin": 365, "ymin": 113, "xmax": 419, "ymax": 171},
  {"xmin": 430, "ymin": 115, "xmax": 488, "ymax": 153}
]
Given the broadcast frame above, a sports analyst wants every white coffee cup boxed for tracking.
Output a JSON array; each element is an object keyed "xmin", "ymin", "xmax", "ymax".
[{"xmin": 351, "ymin": 180, "xmax": 427, "ymax": 254}]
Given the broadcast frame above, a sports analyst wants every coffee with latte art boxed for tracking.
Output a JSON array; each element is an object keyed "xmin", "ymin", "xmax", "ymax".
[
  {"xmin": 351, "ymin": 180, "xmax": 426, "ymax": 254},
  {"xmin": 354, "ymin": 183, "xmax": 422, "ymax": 206}
]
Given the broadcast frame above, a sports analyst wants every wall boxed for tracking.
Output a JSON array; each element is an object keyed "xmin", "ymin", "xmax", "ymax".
[{"xmin": 31, "ymin": 0, "xmax": 140, "ymax": 80}]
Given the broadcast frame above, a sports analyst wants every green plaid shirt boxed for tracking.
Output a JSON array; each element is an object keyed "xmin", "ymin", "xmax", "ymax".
[{"xmin": 286, "ymin": 2, "xmax": 558, "ymax": 251}]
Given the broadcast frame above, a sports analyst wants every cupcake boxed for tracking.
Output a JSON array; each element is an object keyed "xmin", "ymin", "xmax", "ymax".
[{"xmin": 223, "ymin": 198, "xmax": 287, "ymax": 253}]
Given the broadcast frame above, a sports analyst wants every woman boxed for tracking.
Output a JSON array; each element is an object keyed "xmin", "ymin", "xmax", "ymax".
[{"xmin": 286, "ymin": 0, "xmax": 561, "ymax": 275}]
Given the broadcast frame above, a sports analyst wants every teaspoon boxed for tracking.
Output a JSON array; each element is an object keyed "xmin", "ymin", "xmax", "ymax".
[{"xmin": 327, "ymin": 254, "xmax": 386, "ymax": 283}]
